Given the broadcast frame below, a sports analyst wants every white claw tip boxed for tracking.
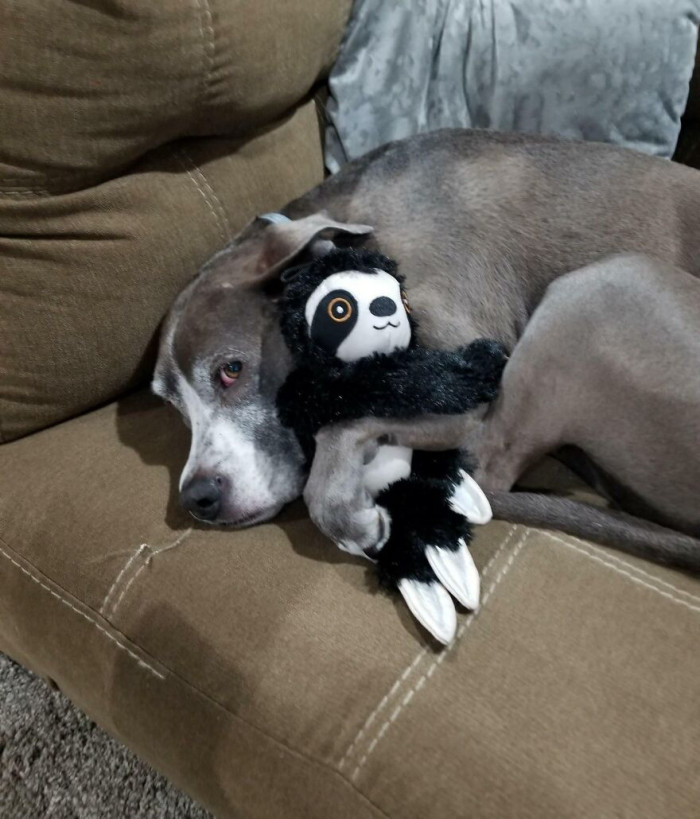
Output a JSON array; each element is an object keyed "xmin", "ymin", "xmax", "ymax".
[
  {"xmin": 398, "ymin": 579, "xmax": 457, "ymax": 645},
  {"xmin": 449, "ymin": 470, "xmax": 492, "ymax": 524},
  {"xmin": 425, "ymin": 541, "xmax": 481, "ymax": 610}
]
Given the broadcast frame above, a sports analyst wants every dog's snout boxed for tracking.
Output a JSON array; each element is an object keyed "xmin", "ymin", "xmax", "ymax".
[
  {"xmin": 369, "ymin": 296, "xmax": 397, "ymax": 317},
  {"xmin": 181, "ymin": 476, "xmax": 222, "ymax": 521}
]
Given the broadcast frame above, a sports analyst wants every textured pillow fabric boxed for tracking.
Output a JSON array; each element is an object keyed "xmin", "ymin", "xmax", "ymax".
[{"xmin": 325, "ymin": 0, "xmax": 700, "ymax": 172}]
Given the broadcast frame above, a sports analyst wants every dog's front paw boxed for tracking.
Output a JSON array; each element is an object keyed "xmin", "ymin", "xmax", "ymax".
[
  {"xmin": 339, "ymin": 504, "xmax": 392, "ymax": 560},
  {"xmin": 304, "ymin": 483, "xmax": 391, "ymax": 559}
]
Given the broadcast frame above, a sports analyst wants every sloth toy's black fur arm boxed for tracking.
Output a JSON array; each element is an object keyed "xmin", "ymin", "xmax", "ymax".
[
  {"xmin": 276, "ymin": 338, "xmax": 507, "ymax": 463},
  {"xmin": 343, "ymin": 338, "xmax": 507, "ymax": 418}
]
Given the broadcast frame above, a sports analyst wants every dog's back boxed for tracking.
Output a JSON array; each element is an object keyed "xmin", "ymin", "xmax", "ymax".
[
  {"xmin": 289, "ymin": 129, "xmax": 700, "ymax": 345},
  {"xmin": 156, "ymin": 129, "xmax": 700, "ymax": 564}
]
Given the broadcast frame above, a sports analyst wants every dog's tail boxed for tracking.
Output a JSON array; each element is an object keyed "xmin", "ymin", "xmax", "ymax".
[{"xmin": 487, "ymin": 491, "xmax": 700, "ymax": 572}]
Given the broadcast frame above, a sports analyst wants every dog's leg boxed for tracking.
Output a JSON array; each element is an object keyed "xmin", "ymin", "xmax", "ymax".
[
  {"xmin": 477, "ymin": 255, "xmax": 700, "ymax": 533},
  {"xmin": 304, "ymin": 415, "xmax": 483, "ymax": 552},
  {"xmin": 465, "ymin": 331, "xmax": 569, "ymax": 494},
  {"xmin": 305, "ymin": 255, "xmax": 700, "ymax": 570},
  {"xmin": 303, "ymin": 423, "xmax": 390, "ymax": 555}
]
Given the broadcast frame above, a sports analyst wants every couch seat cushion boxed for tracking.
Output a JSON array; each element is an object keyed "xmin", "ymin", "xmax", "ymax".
[{"xmin": 1, "ymin": 392, "xmax": 698, "ymax": 818}]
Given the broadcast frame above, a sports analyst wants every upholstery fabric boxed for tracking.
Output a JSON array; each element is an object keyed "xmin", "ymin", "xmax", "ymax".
[
  {"xmin": 0, "ymin": 392, "xmax": 699, "ymax": 818},
  {"xmin": 2, "ymin": 4, "xmax": 700, "ymax": 817},
  {"xmin": 325, "ymin": 0, "xmax": 700, "ymax": 172},
  {"xmin": 0, "ymin": 0, "xmax": 352, "ymax": 442},
  {"xmin": 0, "ymin": 103, "xmax": 325, "ymax": 442},
  {"xmin": 0, "ymin": 0, "xmax": 351, "ymax": 194}
]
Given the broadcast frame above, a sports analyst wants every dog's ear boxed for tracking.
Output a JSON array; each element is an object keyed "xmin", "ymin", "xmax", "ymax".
[{"xmin": 243, "ymin": 213, "xmax": 374, "ymax": 281}]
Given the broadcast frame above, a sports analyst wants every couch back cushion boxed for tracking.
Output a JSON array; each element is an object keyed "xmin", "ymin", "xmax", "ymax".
[
  {"xmin": 0, "ymin": 0, "xmax": 350, "ymax": 195},
  {"xmin": 0, "ymin": 1, "xmax": 351, "ymax": 441}
]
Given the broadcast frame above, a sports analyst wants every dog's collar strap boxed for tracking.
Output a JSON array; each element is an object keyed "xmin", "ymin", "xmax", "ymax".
[{"xmin": 258, "ymin": 212, "xmax": 291, "ymax": 225}]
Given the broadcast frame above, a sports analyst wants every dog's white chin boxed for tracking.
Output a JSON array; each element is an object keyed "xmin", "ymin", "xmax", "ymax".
[
  {"xmin": 227, "ymin": 504, "xmax": 285, "ymax": 528},
  {"xmin": 222, "ymin": 515, "xmax": 274, "ymax": 529},
  {"xmin": 192, "ymin": 503, "xmax": 285, "ymax": 529}
]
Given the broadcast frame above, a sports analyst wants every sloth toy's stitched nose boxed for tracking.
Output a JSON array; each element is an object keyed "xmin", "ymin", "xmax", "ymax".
[{"xmin": 369, "ymin": 296, "xmax": 397, "ymax": 317}]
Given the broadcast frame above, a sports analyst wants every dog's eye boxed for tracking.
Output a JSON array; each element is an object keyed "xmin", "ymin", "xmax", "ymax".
[
  {"xmin": 401, "ymin": 290, "xmax": 411, "ymax": 314},
  {"xmin": 327, "ymin": 297, "xmax": 353, "ymax": 323},
  {"xmin": 220, "ymin": 361, "xmax": 243, "ymax": 387}
]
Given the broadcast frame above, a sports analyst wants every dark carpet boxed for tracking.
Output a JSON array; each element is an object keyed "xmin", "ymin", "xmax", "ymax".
[{"xmin": 0, "ymin": 653, "xmax": 211, "ymax": 818}]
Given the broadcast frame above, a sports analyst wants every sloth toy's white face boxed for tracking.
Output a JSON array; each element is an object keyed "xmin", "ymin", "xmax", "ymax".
[{"xmin": 304, "ymin": 269, "xmax": 411, "ymax": 362}]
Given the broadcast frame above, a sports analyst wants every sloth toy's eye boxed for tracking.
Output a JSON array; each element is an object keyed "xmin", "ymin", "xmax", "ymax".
[{"xmin": 327, "ymin": 297, "xmax": 353, "ymax": 323}]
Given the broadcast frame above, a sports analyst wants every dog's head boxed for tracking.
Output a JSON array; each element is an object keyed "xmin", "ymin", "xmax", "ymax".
[{"xmin": 152, "ymin": 213, "xmax": 373, "ymax": 527}]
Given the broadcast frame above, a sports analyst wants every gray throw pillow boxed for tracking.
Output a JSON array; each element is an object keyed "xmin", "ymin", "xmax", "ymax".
[{"xmin": 325, "ymin": 0, "xmax": 700, "ymax": 172}]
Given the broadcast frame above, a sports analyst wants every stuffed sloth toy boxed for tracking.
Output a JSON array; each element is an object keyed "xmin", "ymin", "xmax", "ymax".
[{"xmin": 276, "ymin": 248, "xmax": 507, "ymax": 644}]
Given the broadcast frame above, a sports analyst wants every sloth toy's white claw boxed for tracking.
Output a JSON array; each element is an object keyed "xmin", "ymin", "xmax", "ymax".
[
  {"xmin": 449, "ymin": 469, "xmax": 492, "ymax": 524},
  {"xmin": 425, "ymin": 539, "xmax": 480, "ymax": 611},
  {"xmin": 397, "ymin": 579, "xmax": 457, "ymax": 645}
]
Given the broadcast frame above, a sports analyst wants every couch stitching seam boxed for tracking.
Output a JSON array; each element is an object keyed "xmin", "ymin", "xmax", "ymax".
[
  {"xmin": 1, "ymin": 169, "xmax": 115, "ymax": 193},
  {"xmin": 0, "ymin": 541, "xmax": 165, "ymax": 680},
  {"xmin": 151, "ymin": 656, "xmax": 393, "ymax": 819},
  {"xmin": 0, "ymin": 190, "xmax": 51, "ymax": 197},
  {"xmin": 0, "ymin": 541, "xmax": 390, "ymax": 817},
  {"xmin": 187, "ymin": 154, "xmax": 231, "ymax": 237},
  {"xmin": 338, "ymin": 524, "xmax": 519, "ymax": 771},
  {"xmin": 100, "ymin": 544, "xmax": 148, "ymax": 616},
  {"xmin": 192, "ymin": 0, "xmax": 207, "ymax": 107},
  {"xmin": 176, "ymin": 149, "xmax": 229, "ymax": 244},
  {"xmin": 351, "ymin": 528, "xmax": 530, "ymax": 782},
  {"xmin": 543, "ymin": 532, "xmax": 700, "ymax": 614},
  {"xmin": 338, "ymin": 647, "xmax": 426, "ymax": 772},
  {"xmin": 1, "ymin": 531, "xmax": 390, "ymax": 817},
  {"xmin": 107, "ymin": 529, "xmax": 193, "ymax": 621},
  {"xmin": 338, "ymin": 526, "xmax": 517, "ymax": 771},
  {"xmin": 1, "ymin": 169, "xmax": 109, "ymax": 182},
  {"xmin": 193, "ymin": 0, "xmax": 215, "ymax": 111},
  {"xmin": 0, "ymin": 531, "xmax": 391, "ymax": 814},
  {"xmin": 544, "ymin": 531, "xmax": 700, "ymax": 604}
]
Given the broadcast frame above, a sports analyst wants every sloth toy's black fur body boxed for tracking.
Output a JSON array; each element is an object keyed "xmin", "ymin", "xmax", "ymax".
[
  {"xmin": 276, "ymin": 248, "xmax": 507, "ymax": 589},
  {"xmin": 370, "ymin": 450, "xmax": 471, "ymax": 588}
]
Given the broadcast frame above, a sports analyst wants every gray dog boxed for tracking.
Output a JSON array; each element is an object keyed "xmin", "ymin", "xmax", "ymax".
[{"xmin": 153, "ymin": 129, "xmax": 700, "ymax": 569}]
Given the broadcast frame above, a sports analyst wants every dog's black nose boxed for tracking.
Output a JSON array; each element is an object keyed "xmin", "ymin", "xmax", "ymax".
[
  {"xmin": 181, "ymin": 477, "xmax": 221, "ymax": 521},
  {"xmin": 369, "ymin": 296, "xmax": 397, "ymax": 317}
]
